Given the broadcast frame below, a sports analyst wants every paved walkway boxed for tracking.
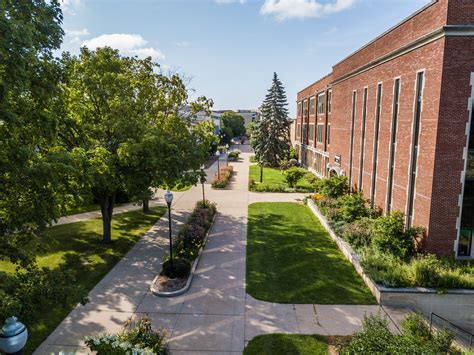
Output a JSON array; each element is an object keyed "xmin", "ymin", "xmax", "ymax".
[{"xmin": 35, "ymin": 147, "xmax": 396, "ymax": 354}]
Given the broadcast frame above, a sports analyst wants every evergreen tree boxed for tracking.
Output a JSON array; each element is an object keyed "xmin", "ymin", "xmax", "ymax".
[{"xmin": 252, "ymin": 72, "xmax": 291, "ymax": 166}]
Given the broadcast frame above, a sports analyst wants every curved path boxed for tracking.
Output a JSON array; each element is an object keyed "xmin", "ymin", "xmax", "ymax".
[{"xmin": 35, "ymin": 147, "xmax": 396, "ymax": 354}]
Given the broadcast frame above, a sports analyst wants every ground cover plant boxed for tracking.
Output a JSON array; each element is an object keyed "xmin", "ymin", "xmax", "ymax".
[
  {"xmin": 341, "ymin": 312, "xmax": 456, "ymax": 354},
  {"xmin": 211, "ymin": 166, "xmax": 234, "ymax": 188},
  {"xmin": 246, "ymin": 202, "xmax": 375, "ymax": 304},
  {"xmin": 244, "ymin": 334, "xmax": 328, "ymax": 355},
  {"xmin": 165, "ymin": 200, "xmax": 217, "ymax": 278},
  {"xmin": 228, "ymin": 150, "xmax": 241, "ymax": 161},
  {"xmin": 311, "ymin": 176, "xmax": 474, "ymax": 289},
  {"xmin": 0, "ymin": 207, "xmax": 166, "ymax": 353},
  {"xmin": 85, "ymin": 316, "xmax": 169, "ymax": 354},
  {"xmin": 248, "ymin": 165, "xmax": 316, "ymax": 193}
]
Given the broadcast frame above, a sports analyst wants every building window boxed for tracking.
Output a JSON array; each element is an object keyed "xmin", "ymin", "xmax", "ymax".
[
  {"xmin": 387, "ymin": 78, "xmax": 401, "ymax": 213},
  {"xmin": 327, "ymin": 124, "xmax": 331, "ymax": 145},
  {"xmin": 308, "ymin": 124, "xmax": 315, "ymax": 141},
  {"xmin": 317, "ymin": 93, "xmax": 325, "ymax": 115},
  {"xmin": 328, "ymin": 90, "xmax": 332, "ymax": 114},
  {"xmin": 317, "ymin": 124, "xmax": 324, "ymax": 143},
  {"xmin": 359, "ymin": 87, "xmax": 368, "ymax": 190},
  {"xmin": 371, "ymin": 83, "xmax": 382, "ymax": 208},
  {"xmin": 309, "ymin": 96, "xmax": 316, "ymax": 115},
  {"xmin": 303, "ymin": 99, "xmax": 308, "ymax": 117},
  {"xmin": 406, "ymin": 71, "xmax": 424, "ymax": 227},
  {"xmin": 302, "ymin": 123, "xmax": 307, "ymax": 143},
  {"xmin": 297, "ymin": 102, "xmax": 302, "ymax": 117},
  {"xmin": 460, "ymin": 94, "xmax": 474, "ymax": 257},
  {"xmin": 296, "ymin": 123, "xmax": 301, "ymax": 139},
  {"xmin": 349, "ymin": 90, "xmax": 357, "ymax": 187}
]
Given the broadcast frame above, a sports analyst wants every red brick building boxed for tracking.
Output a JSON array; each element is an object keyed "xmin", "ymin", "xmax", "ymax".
[{"xmin": 295, "ymin": 0, "xmax": 474, "ymax": 258}]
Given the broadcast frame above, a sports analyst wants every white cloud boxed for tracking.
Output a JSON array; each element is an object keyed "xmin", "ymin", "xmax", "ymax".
[
  {"xmin": 82, "ymin": 34, "xmax": 165, "ymax": 60},
  {"xmin": 65, "ymin": 28, "xmax": 90, "ymax": 43},
  {"xmin": 60, "ymin": 0, "xmax": 81, "ymax": 14},
  {"xmin": 260, "ymin": 0, "xmax": 355, "ymax": 20},
  {"xmin": 215, "ymin": 0, "xmax": 246, "ymax": 4}
]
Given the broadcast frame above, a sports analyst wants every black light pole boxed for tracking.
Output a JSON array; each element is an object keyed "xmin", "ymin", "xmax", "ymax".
[
  {"xmin": 216, "ymin": 151, "xmax": 221, "ymax": 180},
  {"xmin": 200, "ymin": 165, "xmax": 206, "ymax": 207},
  {"xmin": 164, "ymin": 190, "xmax": 175, "ymax": 279},
  {"xmin": 259, "ymin": 160, "xmax": 263, "ymax": 183},
  {"xmin": 225, "ymin": 144, "xmax": 229, "ymax": 166}
]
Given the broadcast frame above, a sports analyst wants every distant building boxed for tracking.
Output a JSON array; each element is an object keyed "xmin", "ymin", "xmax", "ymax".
[
  {"xmin": 215, "ymin": 109, "xmax": 258, "ymax": 126},
  {"xmin": 180, "ymin": 106, "xmax": 221, "ymax": 134}
]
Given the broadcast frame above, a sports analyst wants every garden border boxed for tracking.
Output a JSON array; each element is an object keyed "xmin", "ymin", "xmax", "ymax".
[
  {"xmin": 150, "ymin": 213, "xmax": 216, "ymax": 297},
  {"xmin": 307, "ymin": 199, "xmax": 474, "ymax": 323}
]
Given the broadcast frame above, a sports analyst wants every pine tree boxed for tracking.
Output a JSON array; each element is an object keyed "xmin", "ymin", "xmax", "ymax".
[{"xmin": 252, "ymin": 72, "xmax": 291, "ymax": 166}]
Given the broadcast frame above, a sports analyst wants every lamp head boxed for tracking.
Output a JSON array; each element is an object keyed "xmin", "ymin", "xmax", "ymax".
[{"xmin": 164, "ymin": 190, "xmax": 173, "ymax": 205}]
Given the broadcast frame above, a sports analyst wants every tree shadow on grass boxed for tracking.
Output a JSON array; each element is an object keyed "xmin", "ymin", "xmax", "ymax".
[{"xmin": 246, "ymin": 202, "xmax": 375, "ymax": 305}]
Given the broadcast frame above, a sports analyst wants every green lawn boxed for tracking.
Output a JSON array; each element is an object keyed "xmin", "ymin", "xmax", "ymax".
[
  {"xmin": 248, "ymin": 165, "xmax": 316, "ymax": 192},
  {"xmin": 0, "ymin": 206, "xmax": 166, "ymax": 352},
  {"xmin": 244, "ymin": 334, "xmax": 328, "ymax": 355},
  {"xmin": 246, "ymin": 202, "xmax": 376, "ymax": 304}
]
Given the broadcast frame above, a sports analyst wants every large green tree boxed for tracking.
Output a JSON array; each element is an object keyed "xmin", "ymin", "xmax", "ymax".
[
  {"xmin": 59, "ymin": 47, "xmax": 214, "ymax": 243},
  {"xmin": 0, "ymin": 0, "xmax": 86, "ymax": 324},
  {"xmin": 251, "ymin": 72, "xmax": 291, "ymax": 166},
  {"xmin": 0, "ymin": 0, "xmax": 76, "ymax": 265},
  {"xmin": 221, "ymin": 111, "xmax": 245, "ymax": 140}
]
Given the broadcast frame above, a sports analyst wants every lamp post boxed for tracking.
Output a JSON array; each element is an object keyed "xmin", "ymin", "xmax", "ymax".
[
  {"xmin": 200, "ymin": 164, "xmax": 206, "ymax": 207},
  {"xmin": 0, "ymin": 317, "xmax": 28, "ymax": 355},
  {"xmin": 164, "ymin": 190, "xmax": 175, "ymax": 279},
  {"xmin": 225, "ymin": 144, "xmax": 229, "ymax": 166},
  {"xmin": 216, "ymin": 151, "xmax": 220, "ymax": 180},
  {"xmin": 259, "ymin": 160, "xmax": 264, "ymax": 183}
]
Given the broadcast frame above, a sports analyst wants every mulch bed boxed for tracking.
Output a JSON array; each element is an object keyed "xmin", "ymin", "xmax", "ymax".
[
  {"xmin": 153, "ymin": 274, "xmax": 188, "ymax": 293},
  {"xmin": 203, "ymin": 155, "xmax": 218, "ymax": 169}
]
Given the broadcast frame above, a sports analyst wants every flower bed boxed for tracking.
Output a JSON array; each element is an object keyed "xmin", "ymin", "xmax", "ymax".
[
  {"xmin": 211, "ymin": 166, "xmax": 233, "ymax": 188},
  {"xmin": 151, "ymin": 200, "xmax": 217, "ymax": 296},
  {"xmin": 310, "ymin": 176, "xmax": 473, "ymax": 290}
]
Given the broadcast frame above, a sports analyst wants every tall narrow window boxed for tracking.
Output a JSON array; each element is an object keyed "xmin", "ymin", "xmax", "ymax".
[
  {"xmin": 317, "ymin": 124, "xmax": 324, "ymax": 143},
  {"xmin": 349, "ymin": 91, "xmax": 357, "ymax": 187},
  {"xmin": 406, "ymin": 72, "xmax": 424, "ymax": 227},
  {"xmin": 327, "ymin": 124, "xmax": 331, "ymax": 145},
  {"xmin": 387, "ymin": 78, "xmax": 401, "ymax": 213},
  {"xmin": 359, "ymin": 88, "xmax": 368, "ymax": 190},
  {"xmin": 309, "ymin": 96, "xmax": 316, "ymax": 115},
  {"xmin": 371, "ymin": 83, "xmax": 382, "ymax": 208},
  {"xmin": 328, "ymin": 90, "xmax": 332, "ymax": 114},
  {"xmin": 317, "ymin": 93, "xmax": 325, "ymax": 115}
]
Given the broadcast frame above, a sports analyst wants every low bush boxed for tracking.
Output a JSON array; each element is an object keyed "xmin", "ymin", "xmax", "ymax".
[
  {"xmin": 342, "ymin": 217, "xmax": 374, "ymax": 249},
  {"xmin": 85, "ymin": 316, "xmax": 168, "ymax": 354},
  {"xmin": 228, "ymin": 150, "xmax": 240, "ymax": 161},
  {"xmin": 315, "ymin": 175, "xmax": 349, "ymax": 198},
  {"xmin": 165, "ymin": 200, "xmax": 217, "ymax": 275},
  {"xmin": 211, "ymin": 166, "xmax": 233, "ymax": 188},
  {"xmin": 162, "ymin": 258, "xmax": 191, "ymax": 278},
  {"xmin": 337, "ymin": 192, "xmax": 368, "ymax": 222},
  {"xmin": 284, "ymin": 167, "xmax": 305, "ymax": 187},
  {"xmin": 372, "ymin": 211, "xmax": 422, "ymax": 259},
  {"xmin": 250, "ymin": 155, "xmax": 257, "ymax": 163},
  {"xmin": 342, "ymin": 312, "xmax": 455, "ymax": 354}
]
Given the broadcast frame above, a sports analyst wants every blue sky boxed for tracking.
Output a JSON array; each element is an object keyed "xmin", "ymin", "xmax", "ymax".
[{"xmin": 60, "ymin": 0, "xmax": 429, "ymax": 116}]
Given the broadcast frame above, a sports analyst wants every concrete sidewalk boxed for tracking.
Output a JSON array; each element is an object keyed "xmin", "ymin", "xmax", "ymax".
[{"xmin": 35, "ymin": 147, "xmax": 396, "ymax": 354}]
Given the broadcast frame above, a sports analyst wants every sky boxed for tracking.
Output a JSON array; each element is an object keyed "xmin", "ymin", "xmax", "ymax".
[{"xmin": 60, "ymin": 0, "xmax": 430, "ymax": 117}]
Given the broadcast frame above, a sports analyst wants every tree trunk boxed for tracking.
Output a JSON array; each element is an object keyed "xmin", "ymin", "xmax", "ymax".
[
  {"xmin": 142, "ymin": 199, "xmax": 150, "ymax": 213},
  {"xmin": 99, "ymin": 192, "xmax": 115, "ymax": 244}
]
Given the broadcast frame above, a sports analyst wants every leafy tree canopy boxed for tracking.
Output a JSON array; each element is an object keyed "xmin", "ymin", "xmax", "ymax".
[
  {"xmin": 59, "ymin": 47, "xmax": 214, "ymax": 243},
  {"xmin": 222, "ymin": 111, "xmax": 246, "ymax": 138}
]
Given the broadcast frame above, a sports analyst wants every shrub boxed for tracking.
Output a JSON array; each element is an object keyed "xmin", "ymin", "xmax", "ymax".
[
  {"xmin": 315, "ymin": 175, "xmax": 349, "ymax": 198},
  {"xmin": 195, "ymin": 199, "xmax": 217, "ymax": 215},
  {"xmin": 85, "ymin": 316, "xmax": 168, "ymax": 354},
  {"xmin": 248, "ymin": 178, "xmax": 255, "ymax": 189},
  {"xmin": 228, "ymin": 150, "xmax": 240, "ymax": 161},
  {"xmin": 289, "ymin": 147, "xmax": 298, "ymax": 160},
  {"xmin": 304, "ymin": 171, "xmax": 319, "ymax": 186},
  {"xmin": 250, "ymin": 155, "xmax": 257, "ymax": 163},
  {"xmin": 411, "ymin": 254, "xmax": 442, "ymax": 287},
  {"xmin": 343, "ymin": 312, "xmax": 455, "ymax": 355},
  {"xmin": 371, "ymin": 211, "xmax": 419, "ymax": 259},
  {"xmin": 284, "ymin": 167, "xmax": 305, "ymax": 187},
  {"xmin": 360, "ymin": 251, "xmax": 410, "ymax": 287},
  {"xmin": 162, "ymin": 258, "xmax": 192, "ymax": 278},
  {"xmin": 337, "ymin": 192, "xmax": 368, "ymax": 222},
  {"xmin": 342, "ymin": 217, "xmax": 374, "ymax": 249}
]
